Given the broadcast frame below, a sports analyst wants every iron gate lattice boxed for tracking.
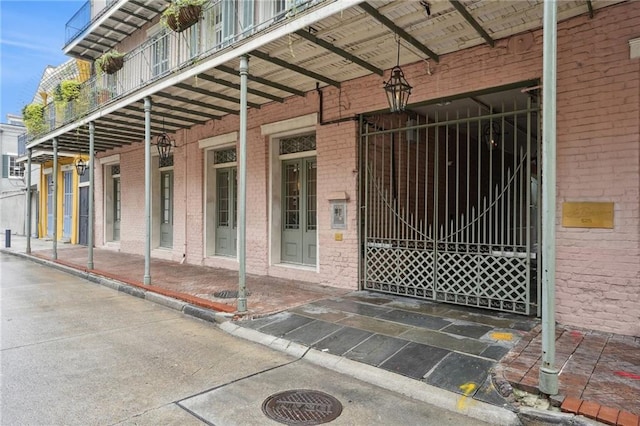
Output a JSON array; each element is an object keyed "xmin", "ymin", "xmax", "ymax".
[{"xmin": 360, "ymin": 93, "xmax": 539, "ymax": 315}]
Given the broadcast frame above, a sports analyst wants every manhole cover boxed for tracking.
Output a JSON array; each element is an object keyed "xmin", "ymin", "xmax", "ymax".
[
  {"xmin": 262, "ymin": 389, "xmax": 343, "ymax": 425},
  {"xmin": 213, "ymin": 290, "xmax": 250, "ymax": 298}
]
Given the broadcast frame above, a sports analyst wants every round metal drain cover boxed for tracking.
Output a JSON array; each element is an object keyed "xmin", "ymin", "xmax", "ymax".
[{"xmin": 262, "ymin": 389, "xmax": 342, "ymax": 425}]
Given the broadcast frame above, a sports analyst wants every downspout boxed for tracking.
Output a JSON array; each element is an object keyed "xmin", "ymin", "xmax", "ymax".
[
  {"xmin": 88, "ymin": 122, "xmax": 95, "ymax": 269},
  {"xmin": 52, "ymin": 138, "xmax": 58, "ymax": 260},
  {"xmin": 26, "ymin": 149, "xmax": 32, "ymax": 254},
  {"xmin": 144, "ymin": 97, "xmax": 152, "ymax": 285},
  {"xmin": 316, "ymin": 83, "xmax": 358, "ymax": 126},
  {"xmin": 539, "ymin": 0, "xmax": 559, "ymax": 396},
  {"xmin": 237, "ymin": 55, "xmax": 248, "ymax": 313}
]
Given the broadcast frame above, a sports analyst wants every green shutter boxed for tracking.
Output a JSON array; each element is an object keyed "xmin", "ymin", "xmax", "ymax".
[{"xmin": 2, "ymin": 155, "xmax": 8, "ymax": 178}]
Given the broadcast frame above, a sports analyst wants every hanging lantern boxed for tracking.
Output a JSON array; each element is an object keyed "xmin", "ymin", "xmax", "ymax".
[
  {"xmin": 75, "ymin": 157, "xmax": 87, "ymax": 176},
  {"xmin": 383, "ymin": 39, "xmax": 412, "ymax": 113},
  {"xmin": 156, "ymin": 132, "xmax": 174, "ymax": 161}
]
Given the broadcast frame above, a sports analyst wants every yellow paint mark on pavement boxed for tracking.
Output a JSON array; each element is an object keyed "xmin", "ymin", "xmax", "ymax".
[
  {"xmin": 457, "ymin": 382, "xmax": 477, "ymax": 410},
  {"xmin": 490, "ymin": 332, "xmax": 513, "ymax": 341}
]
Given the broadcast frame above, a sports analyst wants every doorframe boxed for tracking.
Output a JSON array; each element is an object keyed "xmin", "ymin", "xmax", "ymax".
[
  {"xmin": 99, "ymin": 154, "xmax": 120, "ymax": 247},
  {"xmin": 199, "ymin": 131, "xmax": 238, "ymax": 259}
]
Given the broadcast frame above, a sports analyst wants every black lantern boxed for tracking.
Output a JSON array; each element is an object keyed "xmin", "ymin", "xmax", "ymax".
[
  {"xmin": 155, "ymin": 132, "xmax": 174, "ymax": 161},
  {"xmin": 75, "ymin": 157, "xmax": 87, "ymax": 176},
  {"xmin": 154, "ymin": 120, "xmax": 176, "ymax": 162},
  {"xmin": 383, "ymin": 39, "xmax": 412, "ymax": 113}
]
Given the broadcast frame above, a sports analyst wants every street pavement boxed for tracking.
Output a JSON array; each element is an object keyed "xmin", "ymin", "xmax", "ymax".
[{"xmin": 1, "ymin": 252, "xmax": 493, "ymax": 425}]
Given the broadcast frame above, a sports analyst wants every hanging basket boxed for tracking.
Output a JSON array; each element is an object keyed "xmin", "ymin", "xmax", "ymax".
[
  {"xmin": 100, "ymin": 56, "xmax": 124, "ymax": 75},
  {"xmin": 165, "ymin": 4, "xmax": 202, "ymax": 32}
]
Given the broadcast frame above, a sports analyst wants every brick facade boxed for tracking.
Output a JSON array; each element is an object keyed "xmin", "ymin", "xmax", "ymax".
[{"xmin": 94, "ymin": 2, "xmax": 639, "ymax": 335}]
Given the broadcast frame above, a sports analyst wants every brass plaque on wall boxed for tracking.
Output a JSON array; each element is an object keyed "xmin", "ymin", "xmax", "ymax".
[{"xmin": 562, "ymin": 202, "xmax": 614, "ymax": 228}]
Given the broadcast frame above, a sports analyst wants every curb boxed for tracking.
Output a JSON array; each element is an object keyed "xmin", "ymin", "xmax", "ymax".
[{"xmin": 219, "ymin": 321, "xmax": 522, "ymax": 426}]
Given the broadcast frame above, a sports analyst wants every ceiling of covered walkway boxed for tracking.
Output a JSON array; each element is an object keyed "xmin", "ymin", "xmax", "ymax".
[{"xmin": 27, "ymin": 0, "xmax": 624, "ymax": 157}]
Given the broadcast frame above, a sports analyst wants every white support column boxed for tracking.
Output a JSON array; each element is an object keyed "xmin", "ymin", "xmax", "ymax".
[
  {"xmin": 144, "ymin": 97, "xmax": 152, "ymax": 284},
  {"xmin": 539, "ymin": 0, "xmax": 559, "ymax": 396},
  {"xmin": 52, "ymin": 138, "xmax": 58, "ymax": 260},
  {"xmin": 88, "ymin": 122, "xmax": 95, "ymax": 269},
  {"xmin": 26, "ymin": 149, "xmax": 32, "ymax": 254},
  {"xmin": 237, "ymin": 55, "xmax": 249, "ymax": 313}
]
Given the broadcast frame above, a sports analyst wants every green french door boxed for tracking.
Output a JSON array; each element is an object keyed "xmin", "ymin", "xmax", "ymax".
[
  {"xmin": 215, "ymin": 167, "xmax": 237, "ymax": 256},
  {"xmin": 160, "ymin": 170, "xmax": 173, "ymax": 248},
  {"xmin": 113, "ymin": 176, "xmax": 121, "ymax": 241},
  {"xmin": 282, "ymin": 157, "xmax": 317, "ymax": 266}
]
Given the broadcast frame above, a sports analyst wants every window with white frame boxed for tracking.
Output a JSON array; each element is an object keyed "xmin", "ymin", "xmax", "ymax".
[{"xmin": 2, "ymin": 155, "xmax": 24, "ymax": 178}]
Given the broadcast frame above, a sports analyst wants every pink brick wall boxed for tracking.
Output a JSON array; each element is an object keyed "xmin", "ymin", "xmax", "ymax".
[{"xmin": 92, "ymin": 1, "xmax": 639, "ymax": 334}]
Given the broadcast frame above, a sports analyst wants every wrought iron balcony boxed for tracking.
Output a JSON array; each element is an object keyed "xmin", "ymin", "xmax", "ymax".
[{"xmin": 30, "ymin": 0, "xmax": 324, "ymax": 142}]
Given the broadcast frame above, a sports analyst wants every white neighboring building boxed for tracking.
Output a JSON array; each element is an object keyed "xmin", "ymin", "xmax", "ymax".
[{"xmin": 1, "ymin": 114, "xmax": 38, "ymax": 236}]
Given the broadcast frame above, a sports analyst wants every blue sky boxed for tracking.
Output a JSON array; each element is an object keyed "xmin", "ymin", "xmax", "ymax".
[{"xmin": 0, "ymin": 0, "xmax": 84, "ymax": 123}]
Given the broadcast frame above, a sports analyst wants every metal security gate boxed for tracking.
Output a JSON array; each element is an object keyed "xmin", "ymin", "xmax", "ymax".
[{"xmin": 360, "ymin": 89, "xmax": 540, "ymax": 315}]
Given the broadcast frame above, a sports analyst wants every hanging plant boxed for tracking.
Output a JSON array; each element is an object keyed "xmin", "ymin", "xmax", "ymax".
[
  {"xmin": 95, "ymin": 50, "xmax": 125, "ymax": 75},
  {"xmin": 54, "ymin": 80, "xmax": 82, "ymax": 102},
  {"xmin": 22, "ymin": 103, "xmax": 46, "ymax": 135},
  {"xmin": 161, "ymin": 0, "xmax": 206, "ymax": 33}
]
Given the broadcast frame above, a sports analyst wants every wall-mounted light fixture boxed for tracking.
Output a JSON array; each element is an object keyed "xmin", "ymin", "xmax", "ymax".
[{"xmin": 383, "ymin": 38, "xmax": 412, "ymax": 113}]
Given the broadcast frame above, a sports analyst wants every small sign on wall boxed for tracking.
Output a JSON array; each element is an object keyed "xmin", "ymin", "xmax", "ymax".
[
  {"xmin": 562, "ymin": 202, "xmax": 614, "ymax": 229},
  {"xmin": 331, "ymin": 201, "xmax": 347, "ymax": 229}
]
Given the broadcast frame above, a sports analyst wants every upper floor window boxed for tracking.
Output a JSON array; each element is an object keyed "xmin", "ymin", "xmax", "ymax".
[
  {"xmin": 152, "ymin": 30, "xmax": 170, "ymax": 77},
  {"xmin": 2, "ymin": 155, "xmax": 24, "ymax": 179}
]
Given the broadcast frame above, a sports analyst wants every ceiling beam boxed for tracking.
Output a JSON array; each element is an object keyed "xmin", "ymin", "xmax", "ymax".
[
  {"xmin": 99, "ymin": 24, "xmax": 131, "ymax": 38},
  {"xmin": 109, "ymin": 110, "xmax": 183, "ymax": 131},
  {"xmin": 109, "ymin": 14, "xmax": 146, "ymax": 27},
  {"xmin": 122, "ymin": 105, "xmax": 207, "ymax": 126},
  {"xmin": 251, "ymin": 50, "xmax": 341, "ymax": 88},
  {"xmin": 586, "ymin": 0, "xmax": 594, "ymax": 18},
  {"xmin": 449, "ymin": 1, "xmax": 494, "ymax": 47},
  {"xmin": 174, "ymin": 82, "xmax": 262, "ymax": 109},
  {"xmin": 197, "ymin": 73, "xmax": 284, "ymax": 103},
  {"xmin": 150, "ymin": 99, "xmax": 221, "ymax": 121},
  {"xmin": 216, "ymin": 65, "xmax": 305, "ymax": 97},
  {"xmin": 77, "ymin": 38, "xmax": 113, "ymax": 51},
  {"xmin": 154, "ymin": 92, "xmax": 239, "ymax": 115},
  {"xmin": 359, "ymin": 2, "xmax": 439, "ymax": 63},
  {"xmin": 294, "ymin": 29, "xmax": 383, "ymax": 76},
  {"xmin": 99, "ymin": 116, "xmax": 168, "ymax": 133},
  {"xmin": 128, "ymin": 0, "xmax": 163, "ymax": 14}
]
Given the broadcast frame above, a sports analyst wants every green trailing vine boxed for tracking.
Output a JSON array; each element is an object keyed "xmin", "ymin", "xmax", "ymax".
[
  {"xmin": 22, "ymin": 103, "xmax": 46, "ymax": 135},
  {"xmin": 54, "ymin": 80, "xmax": 82, "ymax": 102}
]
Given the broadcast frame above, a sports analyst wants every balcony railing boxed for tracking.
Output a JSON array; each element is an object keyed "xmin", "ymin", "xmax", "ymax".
[
  {"xmin": 32, "ymin": 0, "xmax": 322, "ymax": 142},
  {"xmin": 65, "ymin": 0, "xmax": 119, "ymax": 47}
]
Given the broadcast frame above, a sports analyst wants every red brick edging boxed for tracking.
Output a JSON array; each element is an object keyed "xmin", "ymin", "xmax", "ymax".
[{"xmin": 561, "ymin": 396, "xmax": 639, "ymax": 426}]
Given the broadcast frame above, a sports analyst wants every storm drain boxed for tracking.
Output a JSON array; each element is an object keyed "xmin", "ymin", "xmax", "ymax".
[
  {"xmin": 262, "ymin": 389, "xmax": 343, "ymax": 425},
  {"xmin": 213, "ymin": 290, "xmax": 250, "ymax": 298}
]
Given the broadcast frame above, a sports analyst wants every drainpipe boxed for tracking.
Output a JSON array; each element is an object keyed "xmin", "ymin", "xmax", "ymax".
[
  {"xmin": 539, "ymin": 0, "xmax": 559, "ymax": 396},
  {"xmin": 52, "ymin": 138, "xmax": 58, "ymax": 260},
  {"xmin": 88, "ymin": 122, "xmax": 95, "ymax": 269},
  {"xmin": 26, "ymin": 148, "xmax": 32, "ymax": 254},
  {"xmin": 144, "ymin": 97, "xmax": 152, "ymax": 285},
  {"xmin": 237, "ymin": 55, "xmax": 248, "ymax": 313}
]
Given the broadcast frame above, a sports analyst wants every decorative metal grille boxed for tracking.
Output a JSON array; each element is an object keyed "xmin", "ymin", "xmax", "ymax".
[
  {"xmin": 215, "ymin": 148, "xmax": 237, "ymax": 164},
  {"xmin": 111, "ymin": 165, "xmax": 120, "ymax": 175},
  {"xmin": 159, "ymin": 154, "xmax": 174, "ymax": 168},
  {"xmin": 280, "ymin": 134, "xmax": 316, "ymax": 155},
  {"xmin": 360, "ymin": 95, "xmax": 539, "ymax": 315}
]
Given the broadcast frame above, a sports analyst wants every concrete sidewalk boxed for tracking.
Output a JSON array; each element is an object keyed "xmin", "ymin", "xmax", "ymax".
[{"xmin": 2, "ymin": 234, "xmax": 639, "ymax": 425}]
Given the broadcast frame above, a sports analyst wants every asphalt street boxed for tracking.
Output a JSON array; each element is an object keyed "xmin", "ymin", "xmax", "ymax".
[{"xmin": 0, "ymin": 252, "xmax": 491, "ymax": 425}]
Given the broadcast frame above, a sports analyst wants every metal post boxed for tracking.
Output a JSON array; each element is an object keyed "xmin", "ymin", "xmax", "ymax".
[
  {"xmin": 26, "ymin": 148, "xmax": 32, "ymax": 254},
  {"xmin": 144, "ymin": 97, "xmax": 152, "ymax": 284},
  {"xmin": 539, "ymin": 0, "xmax": 559, "ymax": 396},
  {"xmin": 52, "ymin": 138, "xmax": 58, "ymax": 260},
  {"xmin": 237, "ymin": 55, "xmax": 249, "ymax": 313},
  {"xmin": 88, "ymin": 122, "xmax": 95, "ymax": 269}
]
